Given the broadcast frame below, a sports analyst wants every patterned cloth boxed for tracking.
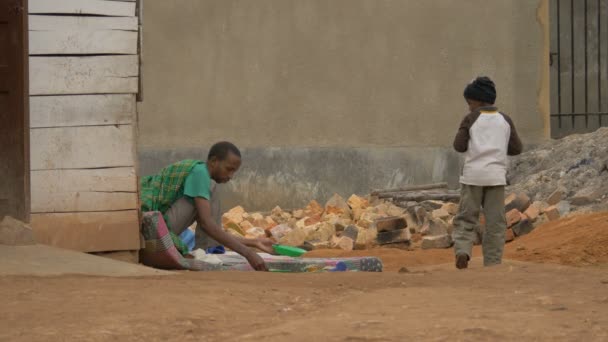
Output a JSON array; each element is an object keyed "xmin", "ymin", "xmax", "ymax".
[
  {"xmin": 140, "ymin": 211, "xmax": 383, "ymax": 272},
  {"xmin": 140, "ymin": 159, "xmax": 202, "ymax": 255}
]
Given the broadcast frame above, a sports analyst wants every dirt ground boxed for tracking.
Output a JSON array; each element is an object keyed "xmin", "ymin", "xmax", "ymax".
[{"xmin": 1, "ymin": 213, "xmax": 608, "ymax": 341}]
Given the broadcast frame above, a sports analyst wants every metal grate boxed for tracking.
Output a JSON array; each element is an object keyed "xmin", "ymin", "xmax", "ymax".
[{"xmin": 550, "ymin": 0, "xmax": 608, "ymax": 138}]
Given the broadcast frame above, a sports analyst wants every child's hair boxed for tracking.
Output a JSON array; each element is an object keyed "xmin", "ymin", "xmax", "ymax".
[{"xmin": 463, "ymin": 76, "xmax": 496, "ymax": 104}]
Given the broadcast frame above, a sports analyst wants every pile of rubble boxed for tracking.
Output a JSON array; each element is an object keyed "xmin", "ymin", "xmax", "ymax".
[
  {"xmin": 507, "ymin": 127, "xmax": 608, "ymax": 213},
  {"xmin": 221, "ymin": 185, "xmax": 564, "ymax": 251}
]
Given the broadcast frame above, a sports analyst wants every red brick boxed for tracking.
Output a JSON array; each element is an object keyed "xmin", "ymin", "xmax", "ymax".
[
  {"xmin": 544, "ymin": 205, "xmax": 560, "ymax": 221},
  {"xmin": 505, "ymin": 228, "xmax": 515, "ymax": 242},
  {"xmin": 506, "ymin": 209, "xmax": 522, "ymax": 228},
  {"xmin": 524, "ymin": 205, "xmax": 540, "ymax": 222}
]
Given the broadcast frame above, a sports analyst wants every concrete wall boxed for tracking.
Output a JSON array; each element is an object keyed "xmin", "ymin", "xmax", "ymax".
[{"xmin": 138, "ymin": 0, "xmax": 550, "ymax": 211}]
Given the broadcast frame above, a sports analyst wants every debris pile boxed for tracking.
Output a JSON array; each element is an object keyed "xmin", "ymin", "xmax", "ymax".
[
  {"xmin": 222, "ymin": 128, "xmax": 608, "ymax": 251},
  {"xmin": 221, "ymin": 186, "xmax": 552, "ymax": 251},
  {"xmin": 507, "ymin": 127, "xmax": 608, "ymax": 213}
]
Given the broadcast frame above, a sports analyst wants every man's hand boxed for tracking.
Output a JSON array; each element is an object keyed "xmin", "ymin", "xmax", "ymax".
[
  {"xmin": 245, "ymin": 251, "xmax": 268, "ymax": 271},
  {"xmin": 255, "ymin": 238, "xmax": 277, "ymax": 254}
]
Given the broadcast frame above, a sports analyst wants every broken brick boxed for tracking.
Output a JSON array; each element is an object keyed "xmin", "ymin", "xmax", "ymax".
[
  {"xmin": 511, "ymin": 219, "xmax": 535, "ymax": 237},
  {"xmin": 543, "ymin": 205, "xmax": 561, "ymax": 221},
  {"xmin": 302, "ymin": 239, "xmax": 330, "ymax": 251},
  {"xmin": 324, "ymin": 194, "xmax": 352, "ymax": 219},
  {"xmin": 355, "ymin": 227, "xmax": 378, "ymax": 250},
  {"xmin": 269, "ymin": 224, "xmax": 292, "ymax": 241},
  {"xmin": 505, "ymin": 228, "xmax": 515, "ymax": 242},
  {"xmin": 278, "ymin": 228, "xmax": 307, "ymax": 247},
  {"xmin": 374, "ymin": 216, "xmax": 406, "ymax": 232},
  {"xmin": 506, "ymin": 209, "xmax": 522, "ymax": 228},
  {"xmin": 524, "ymin": 204, "xmax": 540, "ymax": 222},
  {"xmin": 306, "ymin": 222, "xmax": 335, "ymax": 242},
  {"xmin": 376, "ymin": 228, "xmax": 411, "ymax": 245},
  {"xmin": 331, "ymin": 235, "xmax": 354, "ymax": 251},
  {"xmin": 420, "ymin": 218, "xmax": 449, "ymax": 236},
  {"xmin": 432, "ymin": 208, "xmax": 450, "ymax": 220},
  {"xmin": 421, "ymin": 234, "xmax": 453, "ymax": 249},
  {"xmin": 504, "ymin": 192, "xmax": 531, "ymax": 212},
  {"xmin": 342, "ymin": 225, "xmax": 360, "ymax": 241},
  {"xmin": 442, "ymin": 202, "xmax": 459, "ymax": 216},
  {"xmin": 347, "ymin": 194, "xmax": 369, "ymax": 210}
]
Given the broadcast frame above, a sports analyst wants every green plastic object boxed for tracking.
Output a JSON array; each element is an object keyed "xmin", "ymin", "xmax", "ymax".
[{"xmin": 273, "ymin": 244, "xmax": 306, "ymax": 257}]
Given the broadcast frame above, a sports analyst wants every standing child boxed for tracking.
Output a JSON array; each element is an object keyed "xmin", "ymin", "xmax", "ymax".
[{"xmin": 452, "ymin": 76, "xmax": 523, "ymax": 269}]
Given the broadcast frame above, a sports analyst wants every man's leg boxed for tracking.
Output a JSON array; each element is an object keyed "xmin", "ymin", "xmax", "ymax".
[
  {"xmin": 481, "ymin": 186, "xmax": 507, "ymax": 266},
  {"xmin": 164, "ymin": 197, "xmax": 197, "ymax": 236},
  {"xmin": 453, "ymin": 184, "xmax": 483, "ymax": 268}
]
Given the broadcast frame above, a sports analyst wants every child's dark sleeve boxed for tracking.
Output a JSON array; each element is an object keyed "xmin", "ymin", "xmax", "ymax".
[
  {"xmin": 453, "ymin": 112, "xmax": 479, "ymax": 153},
  {"xmin": 500, "ymin": 113, "xmax": 523, "ymax": 156}
]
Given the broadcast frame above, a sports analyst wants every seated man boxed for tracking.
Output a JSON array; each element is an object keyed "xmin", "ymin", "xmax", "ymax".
[{"xmin": 140, "ymin": 141, "xmax": 272, "ymax": 271}]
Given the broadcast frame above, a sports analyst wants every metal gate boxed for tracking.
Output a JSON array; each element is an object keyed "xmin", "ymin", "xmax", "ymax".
[{"xmin": 550, "ymin": 0, "xmax": 608, "ymax": 138}]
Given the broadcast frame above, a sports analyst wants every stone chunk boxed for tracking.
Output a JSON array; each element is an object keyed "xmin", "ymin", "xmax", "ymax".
[
  {"xmin": 555, "ymin": 201, "xmax": 571, "ymax": 216},
  {"xmin": 342, "ymin": 225, "xmax": 360, "ymax": 241},
  {"xmin": 331, "ymin": 235, "xmax": 355, "ymax": 251},
  {"xmin": 269, "ymin": 224, "xmax": 292, "ymax": 241},
  {"xmin": 420, "ymin": 200, "xmax": 444, "ymax": 211},
  {"xmin": 347, "ymin": 194, "xmax": 369, "ymax": 210},
  {"xmin": 421, "ymin": 234, "xmax": 453, "ymax": 249},
  {"xmin": 292, "ymin": 209, "xmax": 305, "ymax": 219},
  {"xmin": 278, "ymin": 228, "xmax": 307, "ymax": 247},
  {"xmin": 355, "ymin": 227, "xmax": 378, "ymax": 250},
  {"xmin": 306, "ymin": 222, "xmax": 335, "ymax": 242},
  {"xmin": 376, "ymin": 228, "xmax": 411, "ymax": 245},
  {"xmin": 571, "ymin": 187, "xmax": 603, "ymax": 205},
  {"xmin": 304, "ymin": 200, "xmax": 324, "ymax": 217},
  {"xmin": 420, "ymin": 218, "xmax": 449, "ymax": 236},
  {"xmin": 0, "ymin": 216, "xmax": 36, "ymax": 246},
  {"xmin": 302, "ymin": 239, "xmax": 330, "ymax": 251},
  {"xmin": 324, "ymin": 194, "xmax": 352, "ymax": 219},
  {"xmin": 375, "ymin": 216, "xmax": 406, "ymax": 232},
  {"xmin": 432, "ymin": 208, "xmax": 450, "ymax": 220},
  {"xmin": 546, "ymin": 189, "xmax": 564, "ymax": 206},
  {"xmin": 512, "ymin": 218, "xmax": 535, "ymax": 236},
  {"xmin": 442, "ymin": 202, "xmax": 459, "ymax": 216},
  {"xmin": 245, "ymin": 227, "xmax": 266, "ymax": 239}
]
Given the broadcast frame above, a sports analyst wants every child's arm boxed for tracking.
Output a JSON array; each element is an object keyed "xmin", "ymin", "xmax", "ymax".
[
  {"xmin": 500, "ymin": 113, "xmax": 523, "ymax": 155},
  {"xmin": 453, "ymin": 113, "xmax": 479, "ymax": 153}
]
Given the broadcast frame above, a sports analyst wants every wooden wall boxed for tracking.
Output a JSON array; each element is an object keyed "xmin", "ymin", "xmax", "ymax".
[{"xmin": 29, "ymin": 0, "xmax": 141, "ymax": 253}]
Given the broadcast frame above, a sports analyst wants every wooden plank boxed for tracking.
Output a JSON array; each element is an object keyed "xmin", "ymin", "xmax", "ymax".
[
  {"xmin": 29, "ymin": 0, "xmax": 136, "ymax": 17},
  {"xmin": 32, "ymin": 168, "xmax": 137, "ymax": 192},
  {"xmin": 30, "ymin": 30, "xmax": 137, "ymax": 55},
  {"xmin": 29, "ymin": 16, "xmax": 137, "ymax": 55},
  {"xmin": 29, "ymin": 15, "xmax": 138, "ymax": 31},
  {"xmin": 31, "ymin": 125, "xmax": 135, "ymax": 170},
  {"xmin": 31, "ymin": 168, "xmax": 137, "ymax": 212},
  {"xmin": 29, "ymin": 56, "xmax": 138, "ymax": 95},
  {"xmin": 0, "ymin": 0, "xmax": 30, "ymax": 222},
  {"xmin": 30, "ymin": 94, "xmax": 135, "ymax": 128},
  {"xmin": 371, "ymin": 182, "xmax": 448, "ymax": 196},
  {"xmin": 31, "ymin": 210, "xmax": 141, "ymax": 252},
  {"xmin": 32, "ymin": 191, "xmax": 137, "ymax": 213}
]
